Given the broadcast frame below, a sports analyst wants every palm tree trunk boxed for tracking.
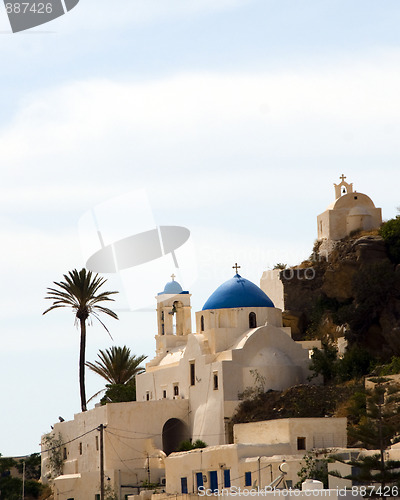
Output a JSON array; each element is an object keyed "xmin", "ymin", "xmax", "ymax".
[{"xmin": 79, "ymin": 318, "xmax": 87, "ymax": 412}]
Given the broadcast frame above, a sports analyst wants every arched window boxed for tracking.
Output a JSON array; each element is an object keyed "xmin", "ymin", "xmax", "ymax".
[
  {"xmin": 174, "ymin": 385, "xmax": 179, "ymax": 396},
  {"xmin": 200, "ymin": 315, "xmax": 205, "ymax": 332},
  {"xmin": 249, "ymin": 312, "xmax": 257, "ymax": 328}
]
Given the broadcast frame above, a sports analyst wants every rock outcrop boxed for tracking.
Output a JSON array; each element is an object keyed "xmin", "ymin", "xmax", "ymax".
[{"xmin": 280, "ymin": 233, "xmax": 400, "ymax": 358}]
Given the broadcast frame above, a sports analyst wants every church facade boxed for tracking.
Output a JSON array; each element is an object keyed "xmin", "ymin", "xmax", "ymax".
[{"xmin": 42, "ymin": 271, "xmax": 314, "ymax": 499}]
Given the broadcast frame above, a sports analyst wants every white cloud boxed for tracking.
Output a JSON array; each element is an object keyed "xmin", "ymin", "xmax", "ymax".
[{"xmin": 2, "ymin": 56, "xmax": 400, "ymax": 185}]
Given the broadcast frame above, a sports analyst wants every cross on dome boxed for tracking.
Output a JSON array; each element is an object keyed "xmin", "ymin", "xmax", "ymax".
[
  {"xmin": 232, "ymin": 263, "xmax": 241, "ymax": 274},
  {"xmin": 171, "ymin": 273, "xmax": 176, "ymax": 281}
]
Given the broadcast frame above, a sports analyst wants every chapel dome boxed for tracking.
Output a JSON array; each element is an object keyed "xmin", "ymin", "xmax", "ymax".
[
  {"xmin": 160, "ymin": 279, "xmax": 183, "ymax": 295},
  {"xmin": 202, "ymin": 274, "xmax": 274, "ymax": 311},
  {"xmin": 332, "ymin": 192, "xmax": 376, "ymax": 210}
]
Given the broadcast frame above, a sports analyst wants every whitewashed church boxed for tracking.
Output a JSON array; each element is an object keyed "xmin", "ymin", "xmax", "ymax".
[
  {"xmin": 42, "ymin": 268, "xmax": 316, "ymax": 498},
  {"xmin": 138, "ymin": 268, "xmax": 313, "ymax": 449}
]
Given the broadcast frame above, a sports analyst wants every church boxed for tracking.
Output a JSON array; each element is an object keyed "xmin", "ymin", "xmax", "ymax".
[
  {"xmin": 137, "ymin": 267, "xmax": 313, "ymax": 449},
  {"xmin": 316, "ymin": 174, "xmax": 382, "ymax": 256},
  {"xmin": 42, "ymin": 267, "xmax": 315, "ymax": 499}
]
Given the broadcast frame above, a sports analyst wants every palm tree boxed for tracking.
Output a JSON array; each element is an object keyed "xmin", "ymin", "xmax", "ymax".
[
  {"xmin": 86, "ymin": 346, "xmax": 146, "ymax": 403},
  {"xmin": 43, "ymin": 268, "xmax": 118, "ymax": 412}
]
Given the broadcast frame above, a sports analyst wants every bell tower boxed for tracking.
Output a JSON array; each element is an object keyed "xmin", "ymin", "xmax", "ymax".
[
  {"xmin": 334, "ymin": 174, "xmax": 353, "ymax": 199},
  {"xmin": 155, "ymin": 275, "xmax": 192, "ymax": 355}
]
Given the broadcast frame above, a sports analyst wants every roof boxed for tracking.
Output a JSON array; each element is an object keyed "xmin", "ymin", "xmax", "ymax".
[
  {"xmin": 158, "ymin": 279, "xmax": 186, "ymax": 295},
  {"xmin": 202, "ymin": 274, "xmax": 274, "ymax": 311}
]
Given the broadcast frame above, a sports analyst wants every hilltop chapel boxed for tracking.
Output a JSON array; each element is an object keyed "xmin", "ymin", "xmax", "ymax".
[{"xmin": 316, "ymin": 174, "xmax": 382, "ymax": 255}]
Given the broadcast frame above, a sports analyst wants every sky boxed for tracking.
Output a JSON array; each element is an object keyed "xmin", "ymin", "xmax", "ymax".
[{"xmin": 1, "ymin": 0, "xmax": 400, "ymax": 456}]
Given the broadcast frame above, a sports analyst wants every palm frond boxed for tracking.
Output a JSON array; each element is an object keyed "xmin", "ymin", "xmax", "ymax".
[
  {"xmin": 87, "ymin": 388, "xmax": 106, "ymax": 404},
  {"xmin": 43, "ymin": 268, "xmax": 119, "ymax": 326},
  {"xmin": 42, "ymin": 304, "xmax": 71, "ymax": 315}
]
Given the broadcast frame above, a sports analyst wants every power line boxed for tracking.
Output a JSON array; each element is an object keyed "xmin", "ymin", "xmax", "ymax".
[
  {"xmin": 10, "ymin": 427, "xmax": 100, "ymax": 459},
  {"xmin": 105, "ymin": 429, "xmax": 149, "ymax": 456},
  {"xmin": 105, "ymin": 430, "xmax": 145, "ymax": 473}
]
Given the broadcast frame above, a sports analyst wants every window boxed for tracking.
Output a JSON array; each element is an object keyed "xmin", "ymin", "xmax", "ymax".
[
  {"xmin": 190, "ymin": 362, "xmax": 195, "ymax": 386},
  {"xmin": 95, "ymin": 495, "xmax": 100, "ymax": 500},
  {"xmin": 181, "ymin": 477, "xmax": 188, "ymax": 494},
  {"xmin": 95, "ymin": 436, "xmax": 99, "ymax": 451},
  {"xmin": 209, "ymin": 471, "xmax": 218, "ymax": 493},
  {"xmin": 63, "ymin": 447, "xmax": 67, "ymax": 460},
  {"xmin": 249, "ymin": 312, "xmax": 257, "ymax": 328},
  {"xmin": 245, "ymin": 471, "xmax": 252, "ymax": 487},
  {"xmin": 297, "ymin": 437, "xmax": 306, "ymax": 450},
  {"xmin": 146, "ymin": 391, "xmax": 150, "ymax": 401},
  {"xmin": 201, "ymin": 315, "xmax": 205, "ymax": 332},
  {"xmin": 224, "ymin": 469, "xmax": 231, "ymax": 488},
  {"xmin": 174, "ymin": 385, "xmax": 179, "ymax": 396},
  {"xmin": 79, "ymin": 442, "xmax": 82, "ymax": 455},
  {"xmin": 213, "ymin": 372, "xmax": 218, "ymax": 390},
  {"xmin": 196, "ymin": 472, "xmax": 204, "ymax": 491},
  {"xmin": 163, "ymin": 390, "xmax": 167, "ymax": 399}
]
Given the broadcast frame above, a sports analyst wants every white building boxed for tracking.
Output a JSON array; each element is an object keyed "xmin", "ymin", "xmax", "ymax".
[
  {"xmin": 42, "ymin": 271, "xmax": 315, "ymax": 499},
  {"xmin": 164, "ymin": 418, "xmax": 347, "ymax": 495}
]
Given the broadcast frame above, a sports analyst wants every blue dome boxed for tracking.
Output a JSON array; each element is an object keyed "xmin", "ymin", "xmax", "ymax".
[
  {"xmin": 202, "ymin": 274, "xmax": 274, "ymax": 311},
  {"xmin": 160, "ymin": 279, "xmax": 183, "ymax": 295}
]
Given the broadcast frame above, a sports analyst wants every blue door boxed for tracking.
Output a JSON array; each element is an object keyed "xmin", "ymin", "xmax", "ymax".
[
  {"xmin": 181, "ymin": 477, "xmax": 188, "ymax": 494},
  {"xmin": 196, "ymin": 472, "xmax": 204, "ymax": 491},
  {"xmin": 209, "ymin": 470, "xmax": 218, "ymax": 492}
]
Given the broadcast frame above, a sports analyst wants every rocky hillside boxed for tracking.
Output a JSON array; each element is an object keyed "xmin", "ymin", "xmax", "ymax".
[
  {"xmin": 281, "ymin": 231, "xmax": 400, "ymax": 359},
  {"xmin": 231, "ymin": 384, "xmax": 360, "ymax": 424}
]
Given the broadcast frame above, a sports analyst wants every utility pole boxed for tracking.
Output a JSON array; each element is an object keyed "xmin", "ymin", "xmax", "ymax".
[
  {"xmin": 98, "ymin": 424, "xmax": 105, "ymax": 500},
  {"xmin": 22, "ymin": 460, "xmax": 25, "ymax": 499},
  {"xmin": 147, "ymin": 453, "xmax": 151, "ymax": 484}
]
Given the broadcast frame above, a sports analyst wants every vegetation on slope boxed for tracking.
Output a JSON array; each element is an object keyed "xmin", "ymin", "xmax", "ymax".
[{"xmin": 231, "ymin": 383, "xmax": 361, "ymax": 424}]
